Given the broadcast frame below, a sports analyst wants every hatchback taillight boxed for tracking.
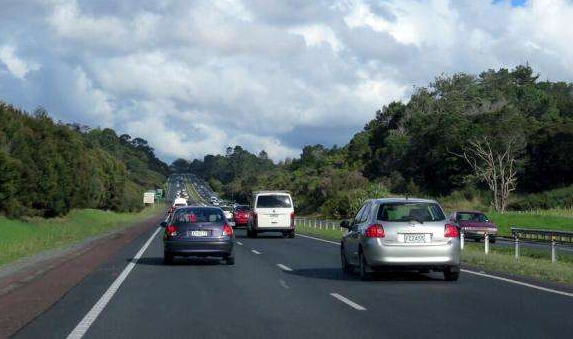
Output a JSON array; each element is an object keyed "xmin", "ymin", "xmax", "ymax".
[
  {"xmin": 365, "ymin": 224, "xmax": 385, "ymax": 238},
  {"xmin": 444, "ymin": 224, "xmax": 459, "ymax": 238},
  {"xmin": 166, "ymin": 225, "xmax": 177, "ymax": 236},
  {"xmin": 222, "ymin": 224, "xmax": 233, "ymax": 236}
]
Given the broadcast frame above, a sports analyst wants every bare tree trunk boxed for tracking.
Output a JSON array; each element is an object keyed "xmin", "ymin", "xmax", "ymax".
[{"xmin": 453, "ymin": 137, "xmax": 518, "ymax": 213}]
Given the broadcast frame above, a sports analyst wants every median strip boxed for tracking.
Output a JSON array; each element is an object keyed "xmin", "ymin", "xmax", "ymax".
[{"xmin": 330, "ymin": 293, "xmax": 366, "ymax": 311}]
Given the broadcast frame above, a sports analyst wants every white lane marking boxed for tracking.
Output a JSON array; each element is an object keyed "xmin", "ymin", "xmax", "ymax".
[
  {"xmin": 66, "ymin": 227, "xmax": 161, "ymax": 339},
  {"xmin": 251, "ymin": 249, "xmax": 261, "ymax": 255},
  {"xmin": 330, "ymin": 293, "xmax": 367, "ymax": 311},
  {"xmin": 236, "ymin": 241, "xmax": 243, "ymax": 246},
  {"xmin": 279, "ymin": 279, "xmax": 290, "ymax": 289},
  {"xmin": 277, "ymin": 264, "xmax": 293, "ymax": 272},
  {"xmin": 461, "ymin": 269, "xmax": 573, "ymax": 298},
  {"xmin": 296, "ymin": 233, "xmax": 339, "ymax": 245},
  {"xmin": 299, "ymin": 231, "xmax": 573, "ymax": 299}
]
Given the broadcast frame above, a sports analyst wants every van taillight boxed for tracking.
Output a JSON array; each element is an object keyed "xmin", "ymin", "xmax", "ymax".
[
  {"xmin": 222, "ymin": 224, "xmax": 233, "ymax": 236},
  {"xmin": 290, "ymin": 212, "xmax": 295, "ymax": 227},
  {"xmin": 166, "ymin": 225, "xmax": 177, "ymax": 236},
  {"xmin": 365, "ymin": 224, "xmax": 385, "ymax": 238},
  {"xmin": 444, "ymin": 224, "xmax": 459, "ymax": 238}
]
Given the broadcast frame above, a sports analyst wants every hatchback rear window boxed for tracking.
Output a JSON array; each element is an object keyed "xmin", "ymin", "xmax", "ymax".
[
  {"xmin": 173, "ymin": 208, "xmax": 225, "ymax": 223},
  {"xmin": 377, "ymin": 202, "xmax": 445, "ymax": 222},
  {"xmin": 457, "ymin": 212, "xmax": 488, "ymax": 222},
  {"xmin": 234, "ymin": 205, "xmax": 249, "ymax": 211},
  {"xmin": 256, "ymin": 195, "xmax": 292, "ymax": 208}
]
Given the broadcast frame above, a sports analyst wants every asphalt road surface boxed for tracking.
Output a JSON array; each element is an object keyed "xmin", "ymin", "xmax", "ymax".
[{"xmin": 13, "ymin": 223, "xmax": 573, "ymax": 339}]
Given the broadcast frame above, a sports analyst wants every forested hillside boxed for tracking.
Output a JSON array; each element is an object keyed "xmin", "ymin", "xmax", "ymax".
[
  {"xmin": 0, "ymin": 103, "xmax": 169, "ymax": 218},
  {"xmin": 180, "ymin": 65, "xmax": 573, "ymax": 217}
]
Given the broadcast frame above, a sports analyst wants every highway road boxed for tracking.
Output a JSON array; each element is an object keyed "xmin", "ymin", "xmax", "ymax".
[
  {"xmin": 13, "ymin": 228, "xmax": 573, "ymax": 338},
  {"xmin": 11, "ymin": 176, "xmax": 573, "ymax": 338}
]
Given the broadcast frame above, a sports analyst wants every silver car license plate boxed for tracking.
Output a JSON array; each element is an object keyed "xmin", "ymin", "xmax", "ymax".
[
  {"xmin": 404, "ymin": 234, "xmax": 428, "ymax": 243},
  {"xmin": 188, "ymin": 230, "xmax": 209, "ymax": 237}
]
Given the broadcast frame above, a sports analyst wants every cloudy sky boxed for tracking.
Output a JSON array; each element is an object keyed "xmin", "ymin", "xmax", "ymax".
[{"xmin": 1, "ymin": 0, "xmax": 572, "ymax": 162}]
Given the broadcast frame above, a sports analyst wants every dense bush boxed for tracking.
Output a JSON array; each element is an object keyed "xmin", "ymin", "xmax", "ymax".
[
  {"xmin": 509, "ymin": 186, "xmax": 573, "ymax": 211},
  {"xmin": 0, "ymin": 103, "xmax": 168, "ymax": 218}
]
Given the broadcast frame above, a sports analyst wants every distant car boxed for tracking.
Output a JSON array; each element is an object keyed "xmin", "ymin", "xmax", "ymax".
[
  {"xmin": 340, "ymin": 198, "xmax": 461, "ymax": 281},
  {"xmin": 221, "ymin": 206, "xmax": 234, "ymax": 221},
  {"xmin": 233, "ymin": 205, "xmax": 250, "ymax": 227},
  {"xmin": 162, "ymin": 207, "xmax": 234, "ymax": 265},
  {"xmin": 173, "ymin": 197, "xmax": 187, "ymax": 207},
  {"xmin": 449, "ymin": 211, "xmax": 497, "ymax": 243},
  {"xmin": 248, "ymin": 191, "xmax": 295, "ymax": 238}
]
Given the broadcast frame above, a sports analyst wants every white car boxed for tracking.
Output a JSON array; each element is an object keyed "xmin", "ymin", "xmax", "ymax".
[
  {"xmin": 247, "ymin": 191, "xmax": 294, "ymax": 238},
  {"xmin": 173, "ymin": 197, "xmax": 187, "ymax": 207}
]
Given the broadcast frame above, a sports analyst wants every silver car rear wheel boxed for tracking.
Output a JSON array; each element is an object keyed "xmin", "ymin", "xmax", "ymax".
[
  {"xmin": 359, "ymin": 251, "xmax": 370, "ymax": 281},
  {"xmin": 341, "ymin": 247, "xmax": 352, "ymax": 274}
]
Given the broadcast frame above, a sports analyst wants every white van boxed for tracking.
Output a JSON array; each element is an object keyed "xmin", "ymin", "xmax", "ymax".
[
  {"xmin": 173, "ymin": 197, "xmax": 188, "ymax": 207},
  {"xmin": 247, "ymin": 191, "xmax": 294, "ymax": 238}
]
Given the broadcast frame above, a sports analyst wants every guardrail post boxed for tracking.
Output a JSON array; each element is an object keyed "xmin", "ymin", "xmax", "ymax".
[
  {"xmin": 551, "ymin": 240, "xmax": 557, "ymax": 263},
  {"xmin": 460, "ymin": 231, "xmax": 465, "ymax": 250},
  {"xmin": 514, "ymin": 236, "xmax": 519, "ymax": 260},
  {"xmin": 314, "ymin": 219, "xmax": 317, "ymax": 229},
  {"xmin": 484, "ymin": 233, "xmax": 490, "ymax": 254}
]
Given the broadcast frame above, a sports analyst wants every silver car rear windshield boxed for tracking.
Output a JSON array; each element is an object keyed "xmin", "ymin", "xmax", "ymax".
[
  {"xmin": 377, "ymin": 202, "xmax": 445, "ymax": 222},
  {"xmin": 256, "ymin": 195, "xmax": 292, "ymax": 208},
  {"xmin": 173, "ymin": 208, "xmax": 225, "ymax": 223}
]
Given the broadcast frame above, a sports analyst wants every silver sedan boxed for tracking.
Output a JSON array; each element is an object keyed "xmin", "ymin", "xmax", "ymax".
[{"xmin": 340, "ymin": 198, "xmax": 460, "ymax": 281}]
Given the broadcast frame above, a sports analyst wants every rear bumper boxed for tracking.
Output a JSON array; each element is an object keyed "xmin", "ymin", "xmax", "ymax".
[
  {"xmin": 251, "ymin": 226, "xmax": 294, "ymax": 233},
  {"xmin": 363, "ymin": 238, "xmax": 461, "ymax": 267},
  {"xmin": 164, "ymin": 240, "xmax": 233, "ymax": 257}
]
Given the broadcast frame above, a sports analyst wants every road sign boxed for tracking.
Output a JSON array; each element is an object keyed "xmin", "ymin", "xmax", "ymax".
[{"xmin": 143, "ymin": 192, "xmax": 155, "ymax": 204}]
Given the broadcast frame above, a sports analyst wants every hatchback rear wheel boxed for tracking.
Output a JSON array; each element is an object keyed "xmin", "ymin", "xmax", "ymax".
[
  {"xmin": 443, "ymin": 266, "xmax": 460, "ymax": 281},
  {"xmin": 163, "ymin": 251, "xmax": 174, "ymax": 265},
  {"xmin": 225, "ymin": 256, "xmax": 235, "ymax": 265},
  {"xmin": 341, "ymin": 247, "xmax": 352, "ymax": 274},
  {"xmin": 359, "ymin": 250, "xmax": 370, "ymax": 281}
]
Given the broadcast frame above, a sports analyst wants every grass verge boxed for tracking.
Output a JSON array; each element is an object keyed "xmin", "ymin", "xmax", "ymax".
[
  {"xmin": 296, "ymin": 223, "xmax": 573, "ymax": 285},
  {"xmin": 487, "ymin": 211, "xmax": 573, "ymax": 236},
  {"xmin": 0, "ymin": 205, "xmax": 164, "ymax": 267}
]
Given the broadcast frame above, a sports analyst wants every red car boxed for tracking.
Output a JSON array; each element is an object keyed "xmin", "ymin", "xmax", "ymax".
[
  {"xmin": 233, "ymin": 205, "xmax": 250, "ymax": 227},
  {"xmin": 449, "ymin": 211, "xmax": 497, "ymax": 243}
]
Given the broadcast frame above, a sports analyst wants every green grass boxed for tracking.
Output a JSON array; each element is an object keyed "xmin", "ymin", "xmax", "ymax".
[
  {"xmin": 0, "ymin": 205, "xmax": 164, "ymax": 267},
  {"xmin": 296, "ymin": 223, "xmax": 573, "ymax": 285},
  {"xmin": 487, "ymin": 211, "xmax": 573, "ymax": 236}
]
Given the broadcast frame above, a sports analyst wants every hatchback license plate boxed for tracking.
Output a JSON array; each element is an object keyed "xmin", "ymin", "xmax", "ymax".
[
  {"xmin": 188, "ymin": 230, "xmax": 209, "ymax": 237},
  {"xmin": 404, "ymin": 234, "xmax": 428, "ymax": 243}
]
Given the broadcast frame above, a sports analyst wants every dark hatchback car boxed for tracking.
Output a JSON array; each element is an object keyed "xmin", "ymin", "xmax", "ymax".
[{"xmin": 162, "ymin": 207, "xmax": 234, "ymax": 265}]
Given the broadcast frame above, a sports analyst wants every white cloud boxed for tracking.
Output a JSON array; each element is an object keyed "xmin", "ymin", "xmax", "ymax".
[
  {"xmin": 0, "ymin": 45, "xmax": 40, "ymax": 79},
  {"xmin": 2, "ymin": 0, "xmax": 573, "ymax": 163}
]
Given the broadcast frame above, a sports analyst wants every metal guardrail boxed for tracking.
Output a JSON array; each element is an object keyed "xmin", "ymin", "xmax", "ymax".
[
  {"xmin": 511, "ymin": 227, "xmax": 573, "ymax": 244},
  {"xmin": 294, "ymin": 217, "xmax": 344, "ymax": 232}
]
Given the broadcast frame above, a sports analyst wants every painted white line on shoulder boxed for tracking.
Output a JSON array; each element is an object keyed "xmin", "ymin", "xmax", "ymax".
[
  {"xmin": 236, "ymin": 241, "xmax": 243, "ymax": 246},
  {"xmin": 251, "ymin": 249, "xmax": 261, "ymax": 255},
  {"xmin": 279, "ymin": 279, "xmax": 290, "ymax": 289},
  {"xmin": 299, "ymin": 231, "xmax": 573, "ymax": 298},
  {"xmin": 66, "ymin": 227, "xmax": 161, "ymax": 339},
  {"xmin": 330, "ymin": 293, "xmax": 366, "ymax": 311},
  {"xmin": 296, "ymin": 233, "xmax": 340, "ymax": 245},
  {"xmin": 277, "ymin": 264, "xmax": 293, "ymax": 272},
  {"xmin": 461, "ymin": 269, "xmax": 573, "ymax": 298}
]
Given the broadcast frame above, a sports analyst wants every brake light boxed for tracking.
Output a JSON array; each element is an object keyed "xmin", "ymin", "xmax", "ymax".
[
  {"xmin": 365, "ymin": 224, "xmax": 385, "ymax": 238},
  {"xmin": 444, "ymin": 224, "xmax": 459, "ymax": 238},
  {"xmin": 166, "ymin": 225, "xmax": 177, "ymax": 236},
  {"xmin": 290, "ymin": 212, "xmax": 295, "ymax": 227},
  {"xmin": 222, "ymin": 224, "xmax": 233, "ymax": 236}
]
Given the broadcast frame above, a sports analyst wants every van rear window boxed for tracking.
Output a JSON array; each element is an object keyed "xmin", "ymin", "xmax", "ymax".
[{"xmin": 256, "ymin": 195, "xmax": 292, "ymax": 208}]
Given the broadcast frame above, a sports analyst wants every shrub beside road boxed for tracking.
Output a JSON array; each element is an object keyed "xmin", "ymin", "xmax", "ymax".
[{"xmin": 0, "ymin": 205, "xmax": 163, "ymax": 267}]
